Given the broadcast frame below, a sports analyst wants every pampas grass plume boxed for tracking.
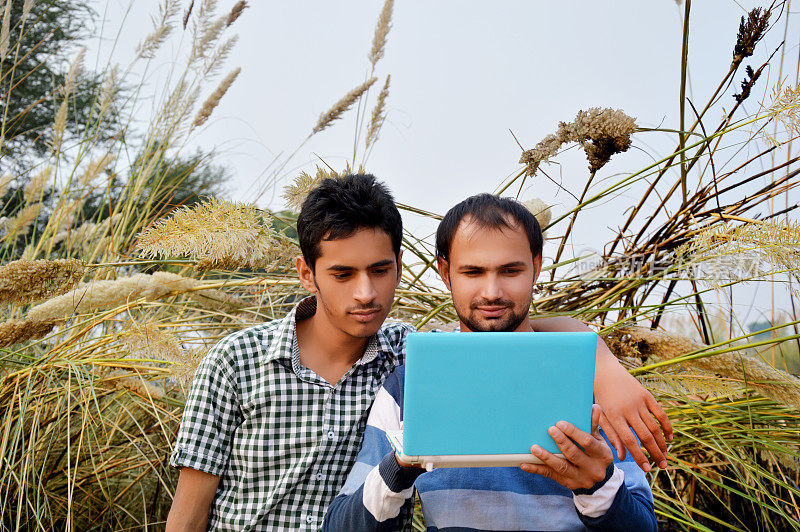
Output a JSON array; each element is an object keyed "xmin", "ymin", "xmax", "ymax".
[
  {"xmin": 0, "ymin": 318, "xmax": 56, "ymax": 348},
  {"xmin": 26, "ymin": 272, "xmax": 200, "ymax": 322},
  {"xmin": 136, "ymin": 198, "xmax": 280, "ymax": 270},
  {"xmin": 365, "ymin": 75, "xmax": 390, "ymax": 151},
  {"xmin": 523, "ymin": 198, "xmax": 552, "ymax": 230},
  {"xmin": 23, "ymin": 167, "xmax": 52, "ymax": 202},
  {"xmin": 368, "ymin": 0, "xmax": 394, "ymax": 70},
  {"xmin": 312, "ymin": 77, "xmax": 377, "ymax": 135},
  {"xmin": 0, "ymin": 259, "xmax": 86, "ymax": 305},
  {"xmin": 227, "ymin": 1, "xmax": 247, "ymax": 27},
  {"xmin": 192, "ymin": 67, "xmax": 241, "ymax": 128}
]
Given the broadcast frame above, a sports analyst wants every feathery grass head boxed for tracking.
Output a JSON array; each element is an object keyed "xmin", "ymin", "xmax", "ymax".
[
  {"xmin": 605, "ymin": 326, "xmax": 800, "ymax": 411},
  {"xmin": 192, "ymin": 67, "xmax": 241, "ymax": 128},
  {"xmin": 523, "ymin": 197, "xmax": 552, "ymax": 230},
  {"xmin": 26, "ymin": 272, "xmax": 199, "ymax": 323},
  {"xmin": 679, "ymin": 220, "xmax": 800, "ymax": 286},
  {"xmin": 0, "ymin": 0, "xmax": 12, "ymax": 61},
  {"xmin": 136, "ymin": 198, "xmax": 281, "ymax": 270},
  {"xmin": 137, "ymin": 0, "xmax": 181, "ymax": 59},
  {"xmin": 0, "ymin": 318, "xmax": 57, "ymax": 348},
  {"xmin": 368, "ymin": 0, "xmax": 394, "ymax": 70},
  {"xmin": 3, "ymin": 203, "xmax": 42, "ymax": 240},
  {"xmin": 283, "ymin": 166, "xmax": 342, "ymax": 211},
  {"xmin": 23, "ymin": 166, "xmax": 52, "ymax": 203},
  {"xmin": 733, "ymin": 7, "xmax": 770, "ymax": 67},
  {"xmin": 365, "ymin": 75, "xmax": 391, "ymax": 151},
  {"xmin": 119, "ymin": 320, "xmax": 202, "ymax": 388},
  {"xmin": 520, "ymin": 107, "xmax": 637, "ymax": 175},
  {"xmin": 227, "ymin": 1, "xmax": 247, "ymax": 27},
  {"xmin": 312, "ymin": 77, "xmax": 377, "ymax": 135},
  {"xmin": 0, "ymin": 259, "xmax": 86, "ymax": 305}
]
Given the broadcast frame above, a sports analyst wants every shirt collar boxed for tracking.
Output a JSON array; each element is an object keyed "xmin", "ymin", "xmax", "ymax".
[{"xmin": 264, "ymin": 296, "xmax": 396, "ymax": 366}]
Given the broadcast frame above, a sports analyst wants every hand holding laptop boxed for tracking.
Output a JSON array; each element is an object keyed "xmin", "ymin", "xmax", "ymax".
[{"xmin": 520, "ymin": 404, "xmax": 613, "ymax": 491}]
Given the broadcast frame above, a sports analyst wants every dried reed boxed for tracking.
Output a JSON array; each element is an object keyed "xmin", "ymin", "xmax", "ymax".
[
  {"xmin": 137, "ymin": 0, "xmax": 181, "ymax": 59},
  {"xmin": 0, "ymin": 259, "xmax": 86, "ymax": 305},
  {"xmin": 22, "ymin": 167, "xmax": 52, "ymax": 203},
  {"xmin": 519, "ymin": 107, "xmax": 637, "ymax": 175},
  {"xmin": 0, "ymin": 0, "xmax": 11, "ymax": 61},
  {"xmin": 365, "ymin": 75, "xmax": 390, "ymax": 151},
  {"xmin": 227, "ymin": 1, "xmax": 247, "ymax": 27},
  {"xmin": 523, "ymin": 197, "xmax": 552, "ymax": 230},
  {"xmin": 192, "ymin": 66, "xmax": 241, "ymax": 128},
  {"xmin": 368, "ymin": 0, "xmax": 394, "ymax": 70},
  {"xmin": 284, "ymin": 166, "xmax": 341, "ymax": 211},
  {"xmin": 26, "ymin": 272, "xmax": 200, "ymax": 323},
  {"xmin": 312, "ymin": 77, "xmax": 377, "ymax": 135},
  {"xmin": 604, "ymin": 326, "xmax": 800, "ymax": 410},
  {"xmin": 0, "ymin": 318, "xmax": 56, "ymax": 348},
  {"xmin": 136, "ymin": 198, "xmax": 280, "ymax": 270}
]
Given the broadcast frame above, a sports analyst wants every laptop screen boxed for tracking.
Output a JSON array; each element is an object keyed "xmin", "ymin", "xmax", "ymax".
[{"xmin": 403, "ymin": 331, "xmax": 596, "ymax": 456}]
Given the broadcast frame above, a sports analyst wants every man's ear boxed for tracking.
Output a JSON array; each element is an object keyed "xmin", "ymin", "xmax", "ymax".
[
  {"xmin": 532, "ymin": 254, "xmax": 543, "ymax": 285},
  {"xmin": 436, "ymin": 256, "xmax": 452, "ymax": 291},
  {"xmin": 296, "ymin": 256, "xmax": 317, "ymax": 293},
  {"xmin": 395, "ymin": 250, "xmax": 404, "ymax": 284}
]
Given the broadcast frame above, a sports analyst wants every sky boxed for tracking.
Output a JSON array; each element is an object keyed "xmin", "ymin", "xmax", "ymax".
[{"xmin": 91, "ymin": 0, "xmax": 800, "ymax": 329}]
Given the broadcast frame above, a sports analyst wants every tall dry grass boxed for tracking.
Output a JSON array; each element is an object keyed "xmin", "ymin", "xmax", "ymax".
[{"xmin": 0, "ymin": 0, "xmax": 799, "ymax": 531}]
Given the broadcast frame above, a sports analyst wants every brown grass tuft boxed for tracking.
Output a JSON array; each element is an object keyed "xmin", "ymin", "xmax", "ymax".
[
  {"xmin": 0, "ymin": 259, "xmax": 86, "ymax": 305},
  {"xmin": 604, "ymin": 326, "xmax": 800, "ymax": 410},
  {"xmin": 0, "ymin": 318, "xmax": 57, "ymax": 348},
  {"xmin": 226, "ymin": 1, "xmax": 247, "ymax": 27}
]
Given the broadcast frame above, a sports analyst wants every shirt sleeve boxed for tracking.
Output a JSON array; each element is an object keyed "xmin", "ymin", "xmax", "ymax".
[
  {"xmin": 323, "ymin": 368, "xmax": 422, "ymax": 531},
  {"xmin": 574, "ymin": 432, "xmax": 658, "ymax": 531},
  {"xmin": 168, "ymin": 339, "xmax": 241, "ymax": 476}
]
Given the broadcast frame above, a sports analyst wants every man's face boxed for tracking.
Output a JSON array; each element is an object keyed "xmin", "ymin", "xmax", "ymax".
[
  {"xmin": 298, "ymin": 227, "xmax": 400, "ymax": 338},
  {"xmin": 438, "ymin": 216, "xmax": 542, "ymax": 332}
]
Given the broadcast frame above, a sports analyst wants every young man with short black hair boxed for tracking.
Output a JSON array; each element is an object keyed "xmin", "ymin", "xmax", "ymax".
[{"xmin": 323, "ymin": 194, "xmax": 659, "ymax": 531}]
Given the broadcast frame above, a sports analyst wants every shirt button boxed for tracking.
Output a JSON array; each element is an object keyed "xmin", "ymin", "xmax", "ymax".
[
  {"xmin": 327, "ymin": 431, "xmax": 335, "ymax": 440},
  {"xmin": 306, "ymin": 515, "xmax": 315, "ymax": 523},
  {"xmin": 316, "ymin": 473, "xmax": 324, "ymax": 481}
]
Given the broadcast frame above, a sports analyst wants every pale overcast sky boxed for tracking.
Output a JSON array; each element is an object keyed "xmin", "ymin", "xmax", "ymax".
[{"xmin": 92, "ymin": 1, "xmax": 799, "ymax": 327}]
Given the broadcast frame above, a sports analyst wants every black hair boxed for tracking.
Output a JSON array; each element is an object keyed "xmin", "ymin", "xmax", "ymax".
[
  {"xmin": 435, "ymin": 193, "xmax": 543, "ymax": 261},
  {"xmin": 297, "ymin": 173, "xmax": 403, "ymax": 270}
]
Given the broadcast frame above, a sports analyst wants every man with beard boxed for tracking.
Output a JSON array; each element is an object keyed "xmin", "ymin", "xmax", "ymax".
[{"xmin": 323, "ymin": 194, "xmax": 658, "ymax": 531}]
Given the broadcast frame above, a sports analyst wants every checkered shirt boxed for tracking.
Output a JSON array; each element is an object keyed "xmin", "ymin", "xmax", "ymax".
[{"xmin": 169, "ymin": 297, "xmax": 413, "ymax": 530}]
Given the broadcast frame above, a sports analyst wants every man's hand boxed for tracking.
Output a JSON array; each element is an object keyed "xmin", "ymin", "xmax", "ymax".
[
  {"xmin": 531, "ymin": 316, "xmax": 673, "ymax": 472},
  {"xmin": 520, "ymin": 405, "xmax": 613, "ymax": 491},
  {"xmin": 595, "ymin": 354, "xmax": 672, "ymax": 472}
]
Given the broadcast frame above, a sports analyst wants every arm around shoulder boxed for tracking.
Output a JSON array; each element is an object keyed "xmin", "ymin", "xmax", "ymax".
[{"xmin": 166, "ymin": 467, "xmax": 220, "ymax": 532}]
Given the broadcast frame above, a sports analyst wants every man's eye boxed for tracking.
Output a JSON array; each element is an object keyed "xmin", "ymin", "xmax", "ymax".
[
  {"xmin": 333, "ymin": 272, "xmax": 351, "ymax": 280},
  {"xmin": 463, "ymin": 270, "xmax": 481, "ymax": 276},
  {"xmin": 372, "ymin": 268, "xmax": 389, "ymax": 275},
  {"xmin": 503, "ymin": 268, "xmax": 522, "ymax": 275}
]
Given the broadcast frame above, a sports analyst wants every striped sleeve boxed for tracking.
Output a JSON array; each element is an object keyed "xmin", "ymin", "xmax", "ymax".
[
  {"xmin": 575, "ymin": 434, "xmax": 658, "ymax": 531},
  {"xmin": 323, "ymin": 367, "xmax": 422, "ymax": 531}
]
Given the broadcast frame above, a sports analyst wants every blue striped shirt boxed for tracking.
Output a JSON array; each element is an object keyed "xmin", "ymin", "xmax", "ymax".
[{"xmin": 323, "ymin": 365, "xmax": 657, "ymax": 531}]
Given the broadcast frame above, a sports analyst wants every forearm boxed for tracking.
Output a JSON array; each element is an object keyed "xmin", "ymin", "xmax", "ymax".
[
  {"xmin": 323, "ymin": 453, "xmax": 422, "ymax": 531},
  {"xmin": 166, "ymin": 468, "xmax": 219, "ymax": 532}
]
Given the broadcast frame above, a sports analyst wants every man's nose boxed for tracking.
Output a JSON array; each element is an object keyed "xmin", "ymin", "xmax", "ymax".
[
  {"xmin": 353, "ymin": 272, "xmax": 378, "ymax": 304},
  {"xmin": 480, "ymin": 274, "xmax": 503, "ymax": 301}
]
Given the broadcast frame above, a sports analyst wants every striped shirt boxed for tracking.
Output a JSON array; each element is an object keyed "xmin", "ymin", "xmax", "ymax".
[
  {"xmin": 169, "ymin": 297, "xmax": 414, "ymax": 530},
  {"xmin": 323, "ymin": 364, "xmax": 658, "ymax": 531}
]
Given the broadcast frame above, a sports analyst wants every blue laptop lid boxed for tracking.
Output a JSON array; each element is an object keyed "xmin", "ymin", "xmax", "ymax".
[{"xmin": 403, "ymin": 331, "xmax": 597, "ymax": 456}]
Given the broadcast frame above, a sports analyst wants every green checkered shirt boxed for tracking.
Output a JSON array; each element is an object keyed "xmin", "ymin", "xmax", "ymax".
[{"xmin": 169, "ymin": 297, "xmax": 413, "ymax": 530}]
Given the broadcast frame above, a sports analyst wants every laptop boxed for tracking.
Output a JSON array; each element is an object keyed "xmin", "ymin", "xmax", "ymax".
[{"xmin": 387, "ymin": 331, "xmax": 597, "ymax": 471}]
